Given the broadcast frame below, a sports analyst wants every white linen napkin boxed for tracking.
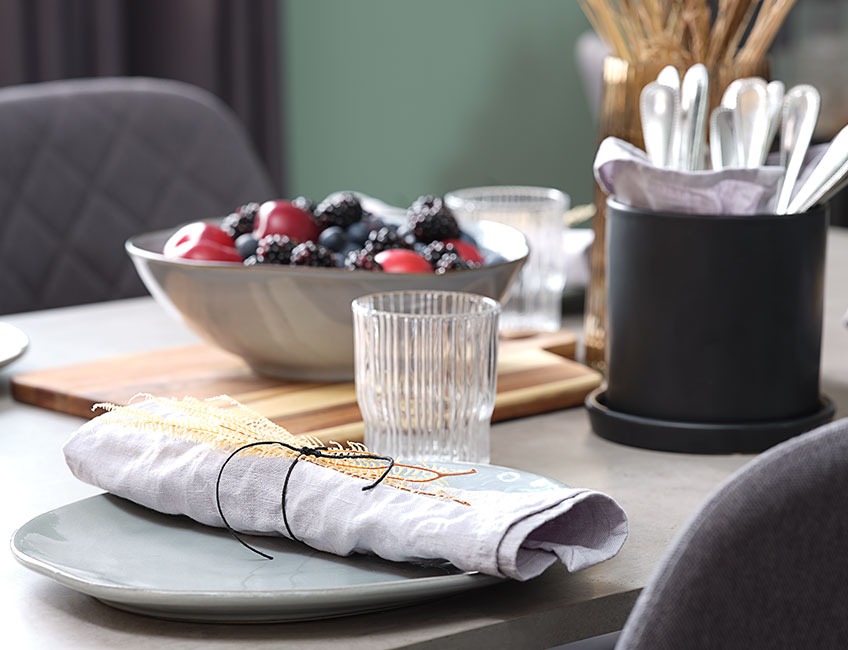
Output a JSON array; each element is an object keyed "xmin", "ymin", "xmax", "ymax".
[
  {"xmin": 594, "ymin": 137, "xmax": 834, "ymax": 216},
  {"xmin": 594, "ymin": 137, "xmax": 786, "ymax": 214},
  {"xmin": 62, "ymin": 397, "xmax": 628, "ymax": 582}
]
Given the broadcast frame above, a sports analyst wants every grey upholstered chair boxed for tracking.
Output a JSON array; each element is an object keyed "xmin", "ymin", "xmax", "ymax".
[
  {"xmin": 554, "ymin": 417, "xmax": 848, "ymax": 650},
  {"xmin": 0, "ymin": 77, "xmax": 276, "ymax": 315}
]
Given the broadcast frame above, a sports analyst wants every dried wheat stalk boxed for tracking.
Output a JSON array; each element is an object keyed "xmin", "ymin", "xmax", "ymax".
[{"xmin": 579, "ymin": 0, "xmax": 797, "ymax": 66}]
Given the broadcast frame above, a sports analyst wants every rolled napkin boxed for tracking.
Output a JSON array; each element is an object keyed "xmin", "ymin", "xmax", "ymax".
[{"xmin": 63, "ymin": 395, "xmax": 628, "ymax": 582}]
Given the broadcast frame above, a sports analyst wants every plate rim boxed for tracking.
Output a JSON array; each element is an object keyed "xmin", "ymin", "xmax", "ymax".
[
  {"xmin": 11, "ymin": 461, "xmax": 563, "ymax": 621},
  {"xmin": 0, "ymin": 322, "xmax": 29, "ymax": 368}
]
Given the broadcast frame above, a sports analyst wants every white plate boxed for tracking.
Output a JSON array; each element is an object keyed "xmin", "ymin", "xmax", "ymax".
[
  {"xmin": 12, "ymin": 462, "xmax": 565, "ymax": 623},
  {"xmin": 0, "ymin": 322, "xmax": 28, "ymax": 368}
]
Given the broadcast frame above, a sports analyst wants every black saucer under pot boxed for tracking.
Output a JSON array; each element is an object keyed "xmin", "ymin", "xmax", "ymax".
[{"xmin": 587, "ymin": 198, "xmax": 833, "ymax": 454}]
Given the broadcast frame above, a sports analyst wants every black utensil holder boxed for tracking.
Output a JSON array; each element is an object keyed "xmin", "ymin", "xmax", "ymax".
[{"xmin": 587, "ymin": 198, "xmax": 834, "ymax": 453}]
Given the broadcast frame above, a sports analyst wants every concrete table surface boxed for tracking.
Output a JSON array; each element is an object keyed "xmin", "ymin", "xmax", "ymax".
[{"xmin": 2, "ymin": 228, "xmax": 847, "ymax": 649}]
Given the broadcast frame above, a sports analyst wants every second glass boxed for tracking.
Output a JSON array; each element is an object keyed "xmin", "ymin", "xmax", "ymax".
[
  {"xmin": 445, "ymin": 186, "xmax": 569, "ymax": 336},
  {"xmin": 352, "ymin": 290, "xmax": 500, "ymax": 463}
]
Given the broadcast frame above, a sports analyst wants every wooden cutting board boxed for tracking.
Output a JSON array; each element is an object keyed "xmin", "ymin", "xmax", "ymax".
[{"xmin": 11, "ymin": 331, "xmax": 600, "ymax": 442}]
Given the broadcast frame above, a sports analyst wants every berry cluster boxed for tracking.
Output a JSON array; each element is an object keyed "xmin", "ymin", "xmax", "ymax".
[{"xmin": 163, "ymin": 192, "xmax": 494, "ymax": 274}]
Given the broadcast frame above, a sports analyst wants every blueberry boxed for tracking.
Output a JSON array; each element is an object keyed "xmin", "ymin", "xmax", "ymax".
[
  {"xmin": 235, "ymin": 233, "xmax": 259, "ymax": 259},
  {"xmin": 334, "ymin": 243, "xmax": 360, "ymax": 267},
  {"xmin": 318, "ymin": 226, "xmax": 347, "ymax": 252},
  {"xmin": 345, "ymin": 221, "xmax": 371, "ymax": 245},
  {"xmin": 340, "ymin": 242, "xmax": 360, "ymax": 258}
]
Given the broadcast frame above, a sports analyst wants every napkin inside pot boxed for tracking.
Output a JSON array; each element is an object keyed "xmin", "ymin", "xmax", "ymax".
[{"xmin": 594, "ymin": 137, "xmax": 788, "ymax": 215}]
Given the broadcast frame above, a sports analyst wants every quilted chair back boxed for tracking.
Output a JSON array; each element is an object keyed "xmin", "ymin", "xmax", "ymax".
[
  {"xmin": 0, "ymin": 77, "xmax": 276, "ymax": 315},
  {"xmin": 615, "ymin": 417, "xmax": 848, "ymax": 649}
]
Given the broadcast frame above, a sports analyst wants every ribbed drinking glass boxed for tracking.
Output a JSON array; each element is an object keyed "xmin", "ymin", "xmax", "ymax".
[
  {"xmin": 445, "ymin": 186, "xmax": 569, "ymax": 337},
  {"xmin": 352, "ymin": 290, "xmax": 500, "ymax": 463}
]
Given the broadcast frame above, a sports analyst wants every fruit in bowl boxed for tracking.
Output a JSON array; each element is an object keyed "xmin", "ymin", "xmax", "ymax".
[
  {"xmin": 161, "ymin": 192, "xmax": 497, "ymax": 276},
  {"xmin": 126, "ymin": 192, "xmax": 528, "ymax": 380}
]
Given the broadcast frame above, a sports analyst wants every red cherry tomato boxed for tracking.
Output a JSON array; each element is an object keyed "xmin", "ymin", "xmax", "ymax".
[
  {"xmin": 171, "ymin": 240, "xmax": 243, "ymax": 262},
  {"xmin": 163, "ymin": 222, "xmax": 241, "ymax": 262},
  {"xmin": 444, "ymin": 239, "xmax": 485, "ymax": 265},
  {"xmin": 254, "ymin": 200, "xmax": 319, "ymax": 242},
  {"xmin": 374, "ymin": 249, "xmax": 433, "ymax": 274},
  {"xmin": 163, "ymin": 222, "xmax": 236, "ymax": 257}
]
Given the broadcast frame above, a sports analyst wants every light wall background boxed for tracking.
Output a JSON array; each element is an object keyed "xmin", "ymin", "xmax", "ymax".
[{"xmin": 281, "ymin": 1, "xmax": 596, "ymax": 209}]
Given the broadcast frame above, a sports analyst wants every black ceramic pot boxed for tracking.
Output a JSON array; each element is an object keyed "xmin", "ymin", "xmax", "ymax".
[{"xmin": 587, "ymin": 198, "xmax": 834, "ymax": 453}]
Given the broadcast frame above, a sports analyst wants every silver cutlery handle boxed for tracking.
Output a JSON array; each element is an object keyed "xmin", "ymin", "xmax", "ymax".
[
  {"xmin": 788, "ymin": 123, "xmax": 848, "ymax": 214},
  {"xmin": 640, "ymin": 82, "xmax": 676, "ymax": 168},
  {"xmin": 710, "ymin": 106, "xmax": 736, "ymax": 170},
  {"xmin": 679, "ymin": 64, "xmax": 709, "ymax": 171},
  {"xmin": 776, "ymin": 85, "xmax": 821, "ymax": 214}
]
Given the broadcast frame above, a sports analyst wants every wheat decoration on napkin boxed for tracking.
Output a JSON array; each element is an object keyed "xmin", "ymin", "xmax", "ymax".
[{"xmin": 63, "ymin": 394, "xmax": 628, "ymax": 581}]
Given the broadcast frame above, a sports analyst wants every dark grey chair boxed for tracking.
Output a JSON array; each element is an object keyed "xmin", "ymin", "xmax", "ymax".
[
  {"xmin": 0, "ymin": 77, "xmax": 276, "ymax": 315},
  {"xmin": 554, "ymin": 417, "xmax": 848, "ymax": 649}
]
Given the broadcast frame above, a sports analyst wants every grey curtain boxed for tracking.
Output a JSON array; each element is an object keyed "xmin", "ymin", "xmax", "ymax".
[{"xmin": 0, "ymin": 0, "xmax": 283, "ymax": 192}]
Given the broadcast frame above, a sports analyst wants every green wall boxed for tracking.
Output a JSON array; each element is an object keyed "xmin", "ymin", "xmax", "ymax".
[{"xmin": 281, "ymin": 1, "xmax": 596, "ymax": 209}]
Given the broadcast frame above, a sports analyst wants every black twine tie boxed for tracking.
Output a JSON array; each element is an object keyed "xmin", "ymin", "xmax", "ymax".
[{"xmin": 215, "ymin": 441, "xmax": 395, "ymax": 560}]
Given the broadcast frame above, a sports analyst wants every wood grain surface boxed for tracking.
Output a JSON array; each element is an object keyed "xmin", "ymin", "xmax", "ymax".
[{"xmin": 11, "ymin": 330, "xmax": 600, "ymax": 442}]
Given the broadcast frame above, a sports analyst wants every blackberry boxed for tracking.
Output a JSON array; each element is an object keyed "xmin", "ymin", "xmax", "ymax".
[
  {"xmin": 344, "ymin": 249, "xmax": 383, "ymax": 271},
  {"xmin": 222, "ymin": 202, "xmax": 260, "ymax": 239},
  {"xmin": 394, "ymin": 222, "xmax": 417, "ymax": 247},
  {"xmin": 238, "ymin": 201, "xmax": 260, "ymax": 216},
  {"xmin": 255, "ymin": 234, "xmax": 297, "ymax": 264},
  {"xmin": 290, "ymin": 241, "xmax": 335, "ymax": 267},
  {"xmin": 421, "ymin": 240, "xmax": 460, "ymax": 269},
  {"xmin": 406, "ymin": 195, "xmax": 460, "ymax": 243},
  {"xmin": 292, "ymin": 195, "xmax": 317, "ymax": 215},
  {"xmin": 435, "ymin": 253, "xmax": 472, "ymax": 274},
  {"xmin": 338, "ymin": 242, "xmax": 361, "ymax": 262},
  {"xmin": 363, "ymin": 226, "xmax": 411, "ymax": 255},
  {"xmin": 313, "ymin": 192, "xmax": 364, "ymax": 230}
]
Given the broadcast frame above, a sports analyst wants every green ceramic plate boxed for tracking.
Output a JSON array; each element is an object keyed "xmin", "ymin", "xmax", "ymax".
[{"xmin": 12, "ymin": 462, "xmax": 564, "ymax": 623}]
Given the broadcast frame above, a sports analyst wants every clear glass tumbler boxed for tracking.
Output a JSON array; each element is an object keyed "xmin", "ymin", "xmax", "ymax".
[
  {"xmin": 352, "ymin": 290, "xmax": 500, "ymax": 463},
  {"xmin": 445, "ymin": 186, "xmax": 569, "ymax": 337}
]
